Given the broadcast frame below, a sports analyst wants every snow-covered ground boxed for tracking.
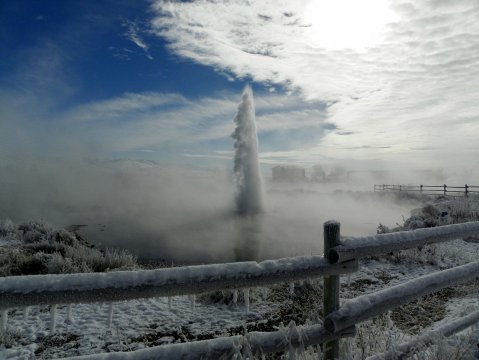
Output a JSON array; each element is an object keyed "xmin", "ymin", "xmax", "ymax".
[
  {"xmin": 1, "ymin": 194, "xmax": 479, "ymax": 359},
  {"xmin": 1, "ymin": 294, "xmax": 281, "ymax": 359}
]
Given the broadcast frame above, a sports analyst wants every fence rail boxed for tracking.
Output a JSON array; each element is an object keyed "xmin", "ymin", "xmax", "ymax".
[
  {"xmin": 2, "ymin": 221, "xmax": 479, "ymax": 359},
  {"xmin": 64, "ymin": 325, "xmax": 357, "ymax": 360},
  {"xmin": 374, "ymin": 183, "xmax": 479, "ymax": 197},
  {"xmin": 324, "ymin": 260, "xmax": 479, "ymax": 333},
  {"xmin": 0, "ymin": 256, "xmax": 357, "ymax": 310},
  {"xmin": 329, "ymin": 221, "xmax": 479, "ymax": 263}
]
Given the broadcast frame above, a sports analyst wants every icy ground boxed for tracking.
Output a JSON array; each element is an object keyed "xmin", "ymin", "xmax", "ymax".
[
  {"xmin": 1, "ymin": 293, "xmax": 281, "ymax": 359},
  {"xmin": 2, "ymin": 239, "xmax": 479, "ymax": 359},
  {"xmin": 1, "ymin": 196, "xmax": 479, "ymax": 359}
]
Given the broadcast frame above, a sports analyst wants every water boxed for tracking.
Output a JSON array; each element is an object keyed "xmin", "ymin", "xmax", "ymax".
[
  {"xmin": 232, "ymin": 85, "xmax": 264, "ymax": 216},
  {"xmin": 232, "ymin": 85, "xmax": 264, "ymax": 261}
]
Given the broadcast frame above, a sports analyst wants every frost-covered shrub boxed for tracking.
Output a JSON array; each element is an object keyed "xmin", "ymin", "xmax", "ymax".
[
  {"xmin": 0, "ymin": 329, "xmax": 21, "ymax": 348},
  {"xmin": 376, "ymin": 223, "xmax": 391, "ymax": 234},
  {"xmin": 0, "ymin": 219, "xmax": 18, "ymax": 240},
  {"xmin": 382, "ymin": 244, "xmax": 449, "ymax": 267},
  {"xmin": 403, "ymin": 215, "xmax": 426, "ymax": 230},
  {"xmin": 0, "ymin": 219, "xmax": 138, "ymax": 276},
  {"xmin": 341, "ymin": 312, "xmax": 405, "ymax": 359},
  {"xmin": 77, "ymin": 248, "xmax": 137, "ymax": 272},
  {"xmin": 198, "ymin": 290, "xmax": 236, "ymax": 305},
  {"xmin": 403, "ymin": 204, "xmax": 443, "ymax": 229},
  {"xmin": 376, "ymin": 197, "xmax": 479, "ymax": 266},
  {"xmin": 198, "ymin": 286, "xmax": 271, "ymax": 306},
  {"xmin": 422, "ymin": 204, "xmax": 440, "ymax": 218},
  {"xmin": 340, "ymin": 314, "xmax": 478, "ymax": 360},
  {"xmin": 423, "ymin": 330, "xmax": 479, "ymax": 360},
  {"xmin": 444, "ymin": 197, "xmax": 479, "ymax": 224},
  {"xmin": 45, "ymin": 252, "xmax": 69, "ymax": 273},
  {"xmin": 23, "ymin": 229, "xmax": 45, "ymax": 243},
  {"xmin": 377, "ymin": 206, "xmax": 437, "ymax": 234},
  {"xmin": 0, "ymin": 249, "xmax": 32, "ymax": 276}
]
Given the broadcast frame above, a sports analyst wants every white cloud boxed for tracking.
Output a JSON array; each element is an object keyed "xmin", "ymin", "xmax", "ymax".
[
  {"xmin": 150, "ymin": 0, "xmax": 479, "ymax": 172},
  {"xmin": 124, "ymin": 21, "xmax": 153, "ymax": 60},
  {"xmin": 66, "ymin": 92, "xmax": 187, "ymax": 121},
  {"xmin": 55, "ymin": 90, "xmax": 328, "ymax": 160}
]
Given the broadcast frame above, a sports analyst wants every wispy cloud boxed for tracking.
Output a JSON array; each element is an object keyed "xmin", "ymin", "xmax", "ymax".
[
  {"xmin": 0, "ymin": 88, "xmax": 326, "ymax": 163},
  {"xmin": 66, "ymin": 92, "xmax": 187, "ymax": 121},
  {"xmin": 150, "ymin": 0, "xmax": 479, "ymax": 171},
  {"xmin": 62, "ymin": 90, "xmax": 327, "ymax": 157},
  {"xmin": 123, "ymin": 20, "xmax": 153, "ymax": 60}
]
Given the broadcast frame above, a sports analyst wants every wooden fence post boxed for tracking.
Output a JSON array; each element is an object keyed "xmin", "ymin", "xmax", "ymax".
[
  {"xmin": 465, "ymin": 184, "xmax": 469, "ymax": 197},
  {"xmin": 323, "ymin": 221, "xmax": 341, "ymax": 360},
  {"xmin": 444, "ymin": 184, "xmax": 447, "ymax": 196},
  {"xmin": 420, "ymin": 184, "xmax": 423, "ymax": 194}
]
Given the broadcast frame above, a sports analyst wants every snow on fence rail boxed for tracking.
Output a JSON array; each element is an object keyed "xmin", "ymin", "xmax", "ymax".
[
  {"xmin": 0, "ymin": 256, "xmax": 357, "ymax": 310},
  {"xmin": 374, "ymin": 183, "xmax": 479, "ymax": 197},
  {"xmin": 3, "ymin": 220, "xmax": 479, "ymax": 359},
  {"xmin": 324, "ymin": 261, "xmax": 479, "ymax": 333},
  {"xmin": 63, "ymin": 324, "xmax": 356, "ymax": 360},
  {"xmin": 328, "ymin": 221, "xmax": 479, "ymax": 263}
]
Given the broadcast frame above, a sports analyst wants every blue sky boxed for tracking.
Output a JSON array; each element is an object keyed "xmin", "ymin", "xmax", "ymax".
[
  {"xmin": 1, "ymin": 0, "xmax": 479, "ymax": 177},
  {"xmin": 0, "ymin": 0, "xmax": 246, "ymax": 103}
]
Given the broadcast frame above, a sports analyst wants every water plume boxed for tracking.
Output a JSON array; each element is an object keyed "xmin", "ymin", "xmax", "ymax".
[
  {"xmin": 232, "ymin": 85, "xmax": 264, "ymax": 261},
  {"xmin": 232, "ymin": 85, "xmax": 264, "ymax": 216}
]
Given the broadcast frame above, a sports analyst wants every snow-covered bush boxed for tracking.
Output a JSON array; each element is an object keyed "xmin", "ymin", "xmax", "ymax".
[
  {"xmin": 0, "ymin": 329, "xmax": 21, "ymax": 348},
  {"xmin": 0, "ymin": 219, "xmax": 18, "ymax": 241},
  {"xmin": 386, "ymin": 195, "xmax": 479, "ymax": 233},
  {"xmin": 0, "ymin": 219, "xmax": 138, "ymax": 276},
  {"xmin": 375, "ymin": 196, "xmax": 479, "ymax": 267},
  {"xmin": 396, "ymin": 204, "xmax": 444, "ymax": 231},
  {"xmin": 340, "ymin": 314, "xmax": 478, "ymax": 360},
  {"xmin": 341, "ymin": 312, "xmax": 404, "ymax": 359}
]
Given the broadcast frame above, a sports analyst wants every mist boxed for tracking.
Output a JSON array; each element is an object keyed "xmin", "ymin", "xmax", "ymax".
[
  {"xmin": 0, "ymin": 154, "xmax": 422, "ymax": 264},
  {"xmin": 0, "ymin": 89, "xmax": 427, "ymax": 265}
]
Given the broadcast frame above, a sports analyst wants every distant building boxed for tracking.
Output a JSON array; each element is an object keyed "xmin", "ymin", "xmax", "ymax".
[
  {"xmin": 272, "ymin": 165, "xmax": 306, "ymax": 182},
  {"xmin": 311, "ymin": 164, "xmax": 326, "ymax": 182}
]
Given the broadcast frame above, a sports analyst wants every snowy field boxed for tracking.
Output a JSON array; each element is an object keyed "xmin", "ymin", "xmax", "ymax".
[
  {"xmin": 1, "ymin": 294, "xmax": 281, "ymax": 359},
  {"xmin": 2, "ymin": 241, "xmax": 479, "ymax": 359},
  {"xmin": 1, "ymin": 195, "xmax": 479, "ymax": 359}
]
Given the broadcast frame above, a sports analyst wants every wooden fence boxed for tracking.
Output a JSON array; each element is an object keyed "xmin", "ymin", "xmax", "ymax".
[
  {"xmin": 374, "ymin": 184, "xmax": 479, "ymax": 197},
  {"xmin": 1, "ymin": 222, "xmax": 479, "ymax": 359}
]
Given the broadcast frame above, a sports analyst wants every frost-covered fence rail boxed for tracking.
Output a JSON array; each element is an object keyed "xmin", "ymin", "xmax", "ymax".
[
  {"xmin": 328, "ymin": 221, "xmax": 479, "ymax": 263},
  {"xmin": 374, "ymin": 183, "xmax": 479, "ymax": 197},
  {"xmin": 320, "ymin": 220, "xmax": 479, "ymax": 359},
  {"xmin": 63, "ymin": 324, "xmax": 357, "ymax": 360},
  {"xmin": 0, "ymin": 235, "xmax": 358, "ymax": 359},
  {"xmin": 0, "ymin": 256, "xmax": 357, "ymax": 310},
  {"xmin": 324, "ymin": 261, "xmax": 479, "ymax": 333}
]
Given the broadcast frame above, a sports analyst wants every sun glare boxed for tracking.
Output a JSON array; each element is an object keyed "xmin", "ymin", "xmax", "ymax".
[{"xmin": 303, "ymin": 0, "xmax": 397, "ymax": 50}]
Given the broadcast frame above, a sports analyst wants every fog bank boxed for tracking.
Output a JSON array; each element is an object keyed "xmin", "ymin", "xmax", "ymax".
[{"xmin": 0, "ymin": 157, "xmax": 420, "ymax": 263}]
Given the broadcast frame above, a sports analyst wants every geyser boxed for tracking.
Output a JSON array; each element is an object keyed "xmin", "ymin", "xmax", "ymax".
[
  {"xmin": 232, "ymin": 85, "xmax": 264, "ymax": 216},
  {"xmin": 232, "ymin": 85, "xmax": 264, "ymax": 261}
]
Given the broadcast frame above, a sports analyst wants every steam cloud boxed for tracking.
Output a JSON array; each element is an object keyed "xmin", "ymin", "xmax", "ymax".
[
  {"xmin": 0, "ymin": 86, "xmax": 425, "ymax": 265},
  {"xmin": 232, "ymin": 85, "xmax": 264, "ymax": 261}
]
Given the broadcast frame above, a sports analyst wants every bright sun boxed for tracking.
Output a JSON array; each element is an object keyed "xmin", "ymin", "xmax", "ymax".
[{"xmin": 303, "ymin": 0, "xmax": 397, "ymax": 50}]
